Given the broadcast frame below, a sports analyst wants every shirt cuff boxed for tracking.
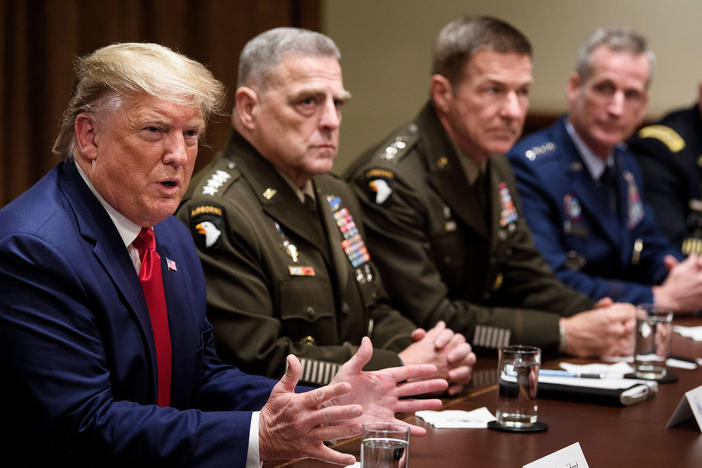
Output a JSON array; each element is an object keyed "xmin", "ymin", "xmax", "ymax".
[{"xmin": 246, "ymin": 411, "xmax": 262, "ymax": 468}]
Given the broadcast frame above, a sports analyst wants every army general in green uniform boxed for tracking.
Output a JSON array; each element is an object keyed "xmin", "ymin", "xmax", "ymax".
[
  {"xmin": 177, "ymin": 28, "xmax": 475, "ymax": 393},
  {"xmin": 346, "ymin": 17, "xmax": 637, "ymax": 358}
]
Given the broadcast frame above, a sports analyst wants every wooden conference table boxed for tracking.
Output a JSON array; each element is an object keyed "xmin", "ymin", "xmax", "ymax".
[{"xmin": 273, "ymin": 317, "xmax": 702, "ymax": 467}]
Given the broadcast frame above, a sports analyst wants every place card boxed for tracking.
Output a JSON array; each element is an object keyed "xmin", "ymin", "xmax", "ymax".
[
  {"xmin": 666, "ymin": 384, "xmax": 702, "ymax": 431},
  {"xmin": 523, "ymin": 442, "xmax": 589, "ymax": 468}
]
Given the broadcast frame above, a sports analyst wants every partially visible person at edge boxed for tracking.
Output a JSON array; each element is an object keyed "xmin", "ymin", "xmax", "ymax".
[
  {"xmin": 176, "ymin": 27, "xmax": 475, "ymax": 396},
  {"xmin": 0, "ymin": 42, "xmax": 447, "ymax": 468},
  {"xmin": 508, "ymin": 27, "xmax": 702, "ymax": 314},
  {"xmin": 346, "ymin": 16, "xmax": 638, "ymax": 359},
  {"xmin": 628, "ymin": 82, "xmax": 702, "ymax": 257}
]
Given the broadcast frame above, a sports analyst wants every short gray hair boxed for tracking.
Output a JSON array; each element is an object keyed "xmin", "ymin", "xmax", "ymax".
[
  {"xmin": 237, "ymin": 27, "xmax": 340, "ymax": 90},
  {"xmin": 53, "ymin": 42, "xmax": 225, "ymax": 161},
  {"xmin": 432, "ymin": 16, "xmax": 532, "ymax": 88},
  {"xmin": 575, "ymin": 27, "xmax": 655, "ymax": 84}
]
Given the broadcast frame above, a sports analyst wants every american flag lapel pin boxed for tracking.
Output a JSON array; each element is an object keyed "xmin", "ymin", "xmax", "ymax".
[{"xmin": 166, "ymin": 257, "xmax": 178, "ymax": 271}]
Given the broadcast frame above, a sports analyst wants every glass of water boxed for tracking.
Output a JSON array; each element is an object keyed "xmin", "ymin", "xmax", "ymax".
[
  {"xmin": 634, "ymin": 305, "xmax": 673, "ymax": 379},
  {"xmin": 496, "ymin": 345, "xmax": 541, "ymax": 428},
  {"xmin": 361, "ymin": 422, "xmax": 410, "ymax": 468}
]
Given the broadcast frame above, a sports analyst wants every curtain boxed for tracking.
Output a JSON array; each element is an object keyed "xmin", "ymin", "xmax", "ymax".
[{"xmin": 0, "ymin": 0, "xmax": 319, "ymax": 207}]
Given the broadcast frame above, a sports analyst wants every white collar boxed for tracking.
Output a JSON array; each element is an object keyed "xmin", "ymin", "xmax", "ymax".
[{"xmin": 565, "ymin": 120, "xmax": 615, "ymax": 180}]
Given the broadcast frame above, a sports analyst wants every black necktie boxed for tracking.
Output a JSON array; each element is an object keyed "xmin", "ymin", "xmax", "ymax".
[
  {"xmin": 600, "ymin": 166, "xmax": 619, "ymax": 217},
  {"xmin": 303, "ymin": 193, "xmax": 317, "ymax": 214},
  {"xmin": 303, "ymin": 193, "xmax": 324, "ymax": 236},
  {"xmin": 475, "ymin": 169, "xmax": 491, "ymax": 226}
]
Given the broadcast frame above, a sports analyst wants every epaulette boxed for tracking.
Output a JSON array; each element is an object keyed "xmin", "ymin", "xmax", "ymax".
[
  {"xmin": 191, "ymin": 155, "xmax": 241, "ymax": 198},
  {"xmin": 637, "ymin": 125, "xmax": 686, "ymax": 153},
  {"xmin": 183, "ymin": 157, "xmax": 241, "ymax": 252},
  {"xmin": 372, "ymin": 123, "xmax": 420, "ymax": 164},
  {"xmin": 523, "ymin": 141, "xmax": 557, "ymax": 162},
  {"xmin": 359, "ymin": 123, "xmax": 419, "ymax": 206}
]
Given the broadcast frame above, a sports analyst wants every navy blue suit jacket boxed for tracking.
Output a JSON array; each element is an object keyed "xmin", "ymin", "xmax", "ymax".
[
  {"xmin": 0, "ymin": 161, "xmax": 276, "ymax": 467},
  {"xmin": 507, "ymin": 117, "xmax": 680, "ymax": 304}
]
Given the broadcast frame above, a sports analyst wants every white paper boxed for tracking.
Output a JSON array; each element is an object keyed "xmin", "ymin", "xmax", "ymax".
[
  {"xmin": 558, "ymin": 361, "xmax": 632, "ymax": 378},
  {"xmin": 666, "ymin": 357, "xmax": 698, "ymax": 370},
  {"xmin": 674, "ymin": 325, "xmax": 702, "ymax": 341},
  {"xmin": 523, "ymin": 442, "xmax": 589, "ymax": 468},
  {"xmin": 667, "ymin": 384, "xmax": 702, "ymax": 431},
  {"xmin": 415, "ymin": 407, "xmax": 495, "ymax": 428}
]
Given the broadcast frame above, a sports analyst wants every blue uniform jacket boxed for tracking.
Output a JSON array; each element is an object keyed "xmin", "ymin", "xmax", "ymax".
[
  {"xmin": 0, "ymin": 161, "xmax": 276, "ymax": 467},
  {"xmin": 507, "ymin": 117, "xmax": 680, "ymax": 304}
]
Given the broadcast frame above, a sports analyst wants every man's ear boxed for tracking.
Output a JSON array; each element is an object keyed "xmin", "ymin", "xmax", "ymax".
[
  {"xmin": 234, "ymin": 86, "xmax": 259, "ymax": 131},
  {"xmin": 74, "ymin": 113, "xmax": 99, "ymax": 161},
  {"xmin": 430, "ymin": 74, "xmax": 453, "ymax": 115}
]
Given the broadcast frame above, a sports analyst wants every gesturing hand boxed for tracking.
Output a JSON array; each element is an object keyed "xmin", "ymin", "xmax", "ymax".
[
  {"xmin": 258, "ymin": 354, "xmax": 363, "ymax": 465},
  {"xmin": 328, "ymin": 337, "xmax": 447, "ymax": 436}
]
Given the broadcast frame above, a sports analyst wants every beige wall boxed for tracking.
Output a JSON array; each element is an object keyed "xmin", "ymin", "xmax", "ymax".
[{"xmin": 322, "ymin": 0, "xmax": 702, "ymax": 171}]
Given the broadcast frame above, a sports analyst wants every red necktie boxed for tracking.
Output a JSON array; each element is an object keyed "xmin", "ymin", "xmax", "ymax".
[{"xmin": 133, "ymin": 227, "xmax": 172, "ymax": 406}]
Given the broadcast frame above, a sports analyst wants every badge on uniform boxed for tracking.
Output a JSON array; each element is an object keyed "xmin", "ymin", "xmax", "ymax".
[
  {"xmin": 498, "ymin": 182, "xmax": 518, "ymax": 227},
  {"xmin": 329, "ymin": 198, "xmax": 371, "ymax": 267},
  {"xmin": 273, "ymin": 221, "xmax": 300, "ymax": 263},
  {"xmin": 364, "ymin": 168, "xmax": 395, "ymax": 205},
  {"xmin": 637, "ymin": 125, "xmax": 685, "ymax": 153},
  {"xmin": 442, "ymin": 203, "xmax": 456, "ymax": 232},
  {"xmin": 623, "ymin": 171, "xmax": 644, "ymax": 229},
  {"xmin": 563, "ymin": 220, "xmax": 589, "ymax": 237},
  {"xmin": 379, "ymin": 135, "xmax": 411, "ymax": 161},
  {"xmin": 563, "ymin": 193, "xmax": 582, "ymax": 221},
  {"xmin": 288, "ymin": 265, "xmax": 315, "ymax": 276},
  {"xmin": 564, "ymin": 250, "xmax": 586, "ymax": 270},
  {"xmin": 189, "ymin": 203, "xmax": 224, "ymax": 251},
  {"xmin": 201, "ymin": 170, "xmax": 231, "ymax": 196},
  {"xmin": 327, "ymin": 195, "xmax": 342, "ymax": 212}
]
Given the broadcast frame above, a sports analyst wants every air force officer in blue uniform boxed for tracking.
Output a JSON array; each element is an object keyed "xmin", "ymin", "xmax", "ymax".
[
  {"xmin": 0, "ymin": 43, "xmax": 445, "ymax": 467},
  {"xmin": 508, "ymin": 28, "xmax": 702, "ymax": 314}
]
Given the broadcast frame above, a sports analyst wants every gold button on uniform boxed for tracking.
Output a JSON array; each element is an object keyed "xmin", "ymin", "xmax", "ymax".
[
  {"xmin": 493, "ymin": 272, "xmax": 503, "ymax": 291},
  {"xmin": 301, "ymin": 335, "xmax": 316, "ymax": 345}
]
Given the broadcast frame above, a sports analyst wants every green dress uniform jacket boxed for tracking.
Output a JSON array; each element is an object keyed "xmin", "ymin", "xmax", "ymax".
[
  {"xmin": 345, "ymin": 103, "xmax": 594, "ymax": 355},
  {"xmin": 176, "ymin": 131, "xmax": 415, "ymax": 385}
]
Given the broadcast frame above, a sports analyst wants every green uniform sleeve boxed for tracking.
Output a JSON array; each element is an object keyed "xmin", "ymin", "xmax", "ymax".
[{"xmin": 348, "ymin": 157, "xmax": 593, "ymax": 356}]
